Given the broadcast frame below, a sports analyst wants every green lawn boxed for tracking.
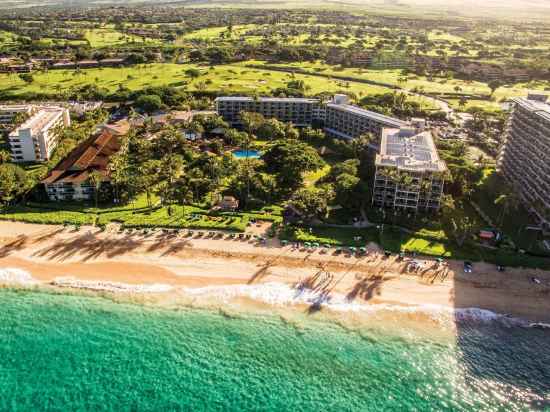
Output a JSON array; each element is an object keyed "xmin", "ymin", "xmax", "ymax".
[
  {"xmin": 0, "ymin": 62, "xmax": 393, "ymax": 98},
  {"xmin": 240, "ymin": 60, "xmax": 550, "ymax": 108},
  {"xmin": 0, "ymin": 194, "xmax": 283, "ymax": 232},
  {"xmin": 176, "ymin": 24, "xmax": 258, "ymax": 43},
  {"xmin": 0, "ymin": 30, "xmax": 19, "ymax": 47},
  {"xmin": 470, "ymin": 168, "xmax": 548, "ymax": 255},
  {"xmin": 281, "ymin": 223, "xmax": 550, "ymax": 269},
  {"xmin": 84, "ymin": 28, "xmax": 160, "ymax": 47}
]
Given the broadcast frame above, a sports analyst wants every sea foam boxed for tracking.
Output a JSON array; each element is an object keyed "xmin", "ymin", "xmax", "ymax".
[
  {"xmin": 0, "ymin": 268, "xmax": 38, "ymax": 285},
  {"xmin": 181, "ymin": 282, "xmax": 529, "ymax": 326},
  {"xmin": 52, "ymin": 277, "xmax": 174, "ymax": 293}
]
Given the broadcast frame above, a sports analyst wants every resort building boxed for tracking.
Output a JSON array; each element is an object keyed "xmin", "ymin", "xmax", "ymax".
[
  {"xmin": 8, "ymin": 107, "xmax": 70, "ymax": 162},
  {"xmin": 372, "ymin": 125, "xmax": 447, "ymax": 212},
  {"xmin": 497, "ymin": 94, "xmax": 550, "ymax": 230},
  {"xmin": 0, "ymin": 105, "xmax": 35, "ymax": 125},
  {"xmin": 324, "ymin": 95, "xmax": 406, "ymax": 140},
  {"xmin": 214, "ymin": 97, "xmax": 321, "ymax": 127},
  {"xmin": 42, "ymin": 130, "xmax": 120, "ymax": 202}
]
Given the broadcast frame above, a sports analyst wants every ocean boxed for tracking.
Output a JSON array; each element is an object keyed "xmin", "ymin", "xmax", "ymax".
[{"xmin": 0, "ymin": 287, "xmax": 549, "ymax": 411}]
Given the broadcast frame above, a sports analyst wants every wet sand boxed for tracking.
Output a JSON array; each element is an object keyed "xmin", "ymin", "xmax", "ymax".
[{"xmin": 1, "ymin": 222, "xmax": 549, "ymax": 322}]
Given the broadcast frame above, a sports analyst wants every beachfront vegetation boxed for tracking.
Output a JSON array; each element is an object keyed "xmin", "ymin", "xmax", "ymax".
[{"xmin": 0, "ymin": 4, "xmax": 549, "ymax": 269}]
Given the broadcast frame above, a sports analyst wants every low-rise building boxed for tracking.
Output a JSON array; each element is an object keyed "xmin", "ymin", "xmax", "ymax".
[
  {"xmin": 9, "ymin": 107, "xmax": 70, "ymax": 162},
  {"xmin": 99, "ymin": 58, "xmax": 126, "ymax": 67},
  {"xmin": 42, "ymin": 130, "xmax": 120, "ymax": 202},
  {"xmin": 77, "ymin": 60, "xmax": 99, "ymax": 68},
  {"xmin": 324, "ymin": 95, "xmax": 406, "ymax": 140},
  {"xmin": 215, "ymin": 96, "xmax": 321, "ymax": 127},
  {"xmin": 372, "ymin": 125, "xmax": 447, "ymax": 212},
  {"xmin": 497, "ymin": 94, "xmax": 550, "ymax": 230}
]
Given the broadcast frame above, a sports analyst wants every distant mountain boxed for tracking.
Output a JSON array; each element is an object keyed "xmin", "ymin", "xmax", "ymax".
[{"xmin": 2, "ymin": 0, "xmax": 549, "ymax": 21}]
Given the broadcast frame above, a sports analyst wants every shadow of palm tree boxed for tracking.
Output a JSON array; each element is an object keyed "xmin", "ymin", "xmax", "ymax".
[
  {"xmin": 248, "ymin": 250, "xmax": 289, "ymax": 284},
  {"xmin": 31, "ymin": 233, "xmax": 143, "ymax": 262},
  {"xmin": 160, "ymin": 240, "xmax": 192, "ymax": 256},
  {"xmin": 0, "ymin": 235, "xmax": 28, "ymax": 258},
  {"xmin": 346, "ymin": 275, "xmax": 387, "ymax": 302}
]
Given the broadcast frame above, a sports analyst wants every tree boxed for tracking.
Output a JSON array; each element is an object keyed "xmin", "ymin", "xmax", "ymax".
[
  {"xmin": 0, "ymin": 163, "xmax": 27, "ymax": 205},
  {"xmin": 139, "ymin": 159, "xmax": 161, "ymax": 209},
  {"xmin": 0, "ymin": 150, "xmax": 11, "ymax": 164},
  {"xmin": 494, "ymin": 192, "xmax": 520, "ymax": 228},
  {"xmin": 19, "ymin": 73, "xmax": 33, "ymax": 83},
  {"xmin": 262, "ymin": 139, "xmax": 324, "ymax": 193},
  {"xmin": 135, "ymin": 94, "xmax": 163, "ymax": 113},
  {"xmin": 185, "ymin": 68, "xmax": 201, "ymax": 78},
  {"xmin": 256, "ymin": 118, "xmax": 286, "ymax": 140},
  {"xmin": 333, "ymin": 173, "xmax": 360, "ymax": 206},
  {"xmin": 488, "ymin": 80, "xmax": 503, "ymax": 96},
  {"xmin": 287, "ymin": 186, "xmax": 334, "ymax": 221},
  {"xmin": 88, "ymin": 170, "xmax": 104, "ymax": 209},
  {"xmin": 240, "ymin": 111, "xmax": 265, "ymax": 136}
]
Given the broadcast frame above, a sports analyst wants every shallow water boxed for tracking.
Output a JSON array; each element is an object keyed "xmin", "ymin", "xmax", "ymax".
[{"xmin": 0, "ymin": 288, "xmax": 548, "ymax": 411}]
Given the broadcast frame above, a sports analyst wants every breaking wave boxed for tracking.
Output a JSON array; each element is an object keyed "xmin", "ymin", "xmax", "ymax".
[
  {"xmin": 182, "ymin": 282, "xmax": 531, "ymax": 326},
  {"xmin": 51, "ymin": 277, "xmax": 173, "ymax": 293},
  {"xmin": 0, "ymin": 268, "xmax": 38, "ymax": 285}
]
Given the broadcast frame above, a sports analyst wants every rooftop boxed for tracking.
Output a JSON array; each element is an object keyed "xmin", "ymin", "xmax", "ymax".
[
  {"xmin": 215, "ymin": 96, "xmax": 319, "ymax": 103},
  {"xmin": 376, "ymin": 127, "xmax": 447, "ymax": 173},
  {"xmin": 513, "ymin": 96, "xmax": 550, "ymax": 123},
  {"xmin": 43, "ymin": 130, "xmax": 120, "ymax": 185},
  {"xmin": 326, "ymin": 103, "xmax": 406, "ymax": 128},
  {"xmin": 10, "ymin": 108, "xmax": 65, "ymax": 136},
  {"xmin": 0, "ymin": 105, "xmax": 33, "ymax": 112}
]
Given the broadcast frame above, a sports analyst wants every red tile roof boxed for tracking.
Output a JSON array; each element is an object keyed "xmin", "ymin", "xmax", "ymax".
[{"xmin": 42, "ymin": 130, "xmax": 120, "ymax": 185}]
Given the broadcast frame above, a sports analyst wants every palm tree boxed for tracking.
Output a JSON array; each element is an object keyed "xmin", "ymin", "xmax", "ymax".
[
  {"xmin": 88, "ymin": 170, "xmax": 104, "ymax": 209},
  {"xmin": 0, "ymin": 150, "xmax": 11, "ymax": 164},
  {"xmin": 494, "ymin": 192, "xmax": 520, "ymax": 229}
]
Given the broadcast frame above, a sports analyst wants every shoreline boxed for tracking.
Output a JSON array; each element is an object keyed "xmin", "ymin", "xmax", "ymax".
[{"xmin": 1, "ymin": 221, "xmax": 550, "ymax": 323}]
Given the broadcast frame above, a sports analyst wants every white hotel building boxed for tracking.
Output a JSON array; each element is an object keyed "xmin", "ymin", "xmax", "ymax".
[
  {"xmin": 8, "ymin": 107, "xmax": 70, "ymax": 162},
  {"xmin": 498, "ymin": 94, "xmax": 550, "ymax": 230}
]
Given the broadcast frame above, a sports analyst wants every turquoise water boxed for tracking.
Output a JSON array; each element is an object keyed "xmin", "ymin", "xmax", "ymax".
[
  {"xmin": 232, "ymin": 149, "xmax": 261, "ymax": 159},
  {"xmin": 0, "ymin": 289, "xmax": 549, "ymax": 411}
]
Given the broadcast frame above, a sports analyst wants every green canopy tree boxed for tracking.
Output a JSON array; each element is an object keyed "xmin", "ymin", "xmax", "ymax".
[
  {"xmin": 0, "ymin": 163, "xmax": 27, "ymax": 206},
  {"xmin": 287, "ymin": 185, "xmax": 334, "ymax": 221},
  {"xmin": 262, "ymin": 139, "xmax": 324, "ymax": 194}
]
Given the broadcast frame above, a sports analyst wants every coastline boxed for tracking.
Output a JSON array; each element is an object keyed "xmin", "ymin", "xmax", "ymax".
[{"xmin": 1, "ymin": 221, "xmax": 550, "ymax": 323}]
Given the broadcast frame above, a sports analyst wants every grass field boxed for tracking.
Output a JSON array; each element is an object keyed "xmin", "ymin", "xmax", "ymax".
[
  {"xmin": 0, "ymin": 62, "xmax": 394, "ymax": 98},
  {"xmin": 176, "ymin": 24, "xmax": 258, "ymax": 43},
  {"xmin": 0, "ymin": 30, "xmax": 19, "ymax": 47},
  {"xmin": 84, "ymin": 28, "xmax": 160, "ymax": 48},
  {"xmin": 0, "ymin": 193, "xmax": 283, "ymax": 232},
  {"xmin": 36, "ymin": 38, "xmax": 88, "ymax": 47}
]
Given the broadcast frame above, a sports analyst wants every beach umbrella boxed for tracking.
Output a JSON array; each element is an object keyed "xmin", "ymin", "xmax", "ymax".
[
  {"xmin": 281, "ymin": 240, "xmax": 288, "ymax": 246},
  {"xmin": 312, "ymin": 242, "xmax": 320, "ymax": 248},
  {"xmin": 349, "ymin": 246, "xmax": 357, "ymax": 253},
  {"xmin": 324, "ymin": 244, "xmax": 331, "ymax": 249},
  {"xmin": 304, "ymin": 242, "xmax": 311, "ymax": 248},
  {"xmin": 359, "ymin": 247, "xmax": 367, "ymax": 254}
]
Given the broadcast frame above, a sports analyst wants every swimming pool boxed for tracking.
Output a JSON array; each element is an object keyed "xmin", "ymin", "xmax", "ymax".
[{"xmin": 232, "ymin": 149, "xmax": 261, "ymax": 159}]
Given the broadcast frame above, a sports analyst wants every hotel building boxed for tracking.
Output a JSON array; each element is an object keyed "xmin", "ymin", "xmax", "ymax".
[
  {"xmin": 8, "ymin": 107, "xmax": 70, "ymax": 162},
  {"xmin": 215, "ymin": 97, "xmax": 321, "ymax": 127},
  {"xmin": 497, "ymin": 94, "xmax": 550, "ymax": 230},
  {"xmin": 372, "ymin": 124, "xmax": 447, "ymax": 212},
  {"xmin": 324, "ymin": 95, "xmax": 406, "ymax": 140},
  {"xmin": 0, "ymin": 105, "xmax": 35, "ymax": 126},
  {"xmin": 43, "ymin": 130, "xmax": 120, "ymax": 202},
  {"xmin": 214, "ymin": 95, "xmax": 406, "ymax": 143}
]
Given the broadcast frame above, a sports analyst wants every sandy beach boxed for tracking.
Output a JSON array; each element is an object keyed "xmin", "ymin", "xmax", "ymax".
[{"xmin": 1, "ymin": 221, "xmax": 549, "ymax": 322}]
